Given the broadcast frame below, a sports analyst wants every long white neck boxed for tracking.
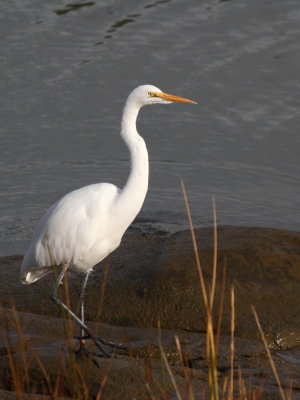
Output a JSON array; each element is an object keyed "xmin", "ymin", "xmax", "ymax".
[{"xmin": 115, "ymin": 97, "xmax": 149, "ymax": 227}]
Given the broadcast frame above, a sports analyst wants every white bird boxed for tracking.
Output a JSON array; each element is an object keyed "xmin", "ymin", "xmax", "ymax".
[{"xmin": 20, "ymin": 84, "xmax": 196, "ymax": 355}]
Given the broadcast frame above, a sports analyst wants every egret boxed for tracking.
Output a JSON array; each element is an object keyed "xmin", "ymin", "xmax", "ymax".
[{"xmin": 20, "ymin": 84, "xmax": 196, "ymax": 356}]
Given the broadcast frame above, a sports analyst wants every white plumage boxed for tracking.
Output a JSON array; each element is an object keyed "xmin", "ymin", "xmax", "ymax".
[
  {"xmin": 21, "ymin": 183, "xmax": 121, "ymax": 282},
  {"xmin": 20, "ymin": 85, "xmax": 195, "ymax": 353},
  {"xmin": 21, "ymin": 85, "xmax": 195, "ymax": 285}
]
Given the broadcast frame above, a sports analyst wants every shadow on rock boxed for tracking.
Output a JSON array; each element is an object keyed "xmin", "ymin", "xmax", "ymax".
[{"xmin": 1, "ymin": 226, "xmax": 300, "ymax": 347}]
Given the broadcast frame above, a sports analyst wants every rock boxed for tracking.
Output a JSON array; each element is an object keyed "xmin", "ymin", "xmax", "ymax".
[
  {"xmin": 0, "ymin": 389, "xmax": 71, "ymax": 399},
  {"xmin": 0, "ymin": 226, "xmax": 300, "ymax": 346},
  {"xmin": 0, "ymin": 309, "xmax": 299, "ymax": 399},
  {"xmin": 0, "ymin": 309, "xmax": 206, "ymax": 399}
]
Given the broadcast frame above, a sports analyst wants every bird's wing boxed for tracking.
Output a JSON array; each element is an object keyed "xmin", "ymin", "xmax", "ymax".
[{"xmin": 21, "ymin": 183, "xmax": 120, "ymax": 276}]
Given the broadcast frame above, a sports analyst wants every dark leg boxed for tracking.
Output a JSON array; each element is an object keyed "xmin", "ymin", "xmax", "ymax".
[
  {"xmin": 80, "ymin": 271, "xmax": 90, "ymax": 338},
  {"xmin": 78, "ymin": 270, "xmax": 126, "ymax": 351},
  {"xmin": 51, "ymin": 265, "xmax": 109, "ymax": 357},
  {"xmin": 76, "ymin": 271, "xmax": 91, "ymax": 355},
  {"xmin": 51, "ymin": 265, "xmax": 126, "ymax": 357}
]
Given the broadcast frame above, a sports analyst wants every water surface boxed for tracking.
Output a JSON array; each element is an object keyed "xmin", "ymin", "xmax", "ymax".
[{"xmin": 1, "ymin": 0, "xmax": 300, "ymax": 255}]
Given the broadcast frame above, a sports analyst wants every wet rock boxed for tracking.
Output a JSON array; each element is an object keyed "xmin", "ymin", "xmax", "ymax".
[
  {"xmin": 0, "ymin": 310, "xmax": 205, "ymax": 399},
  {"xmin": 1, "ymin": 226, "xmax": 299, "ymax": 347},
  {"xmin": 0, "ymin": 389, "xmax": 71, "ymax": 400},
  {"xmin": 0, "ymin": 309, "xmax": 299, "ymax": 399}
]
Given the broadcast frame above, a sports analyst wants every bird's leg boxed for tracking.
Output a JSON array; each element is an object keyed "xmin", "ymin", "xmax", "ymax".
[
  {"xmin": 80, "ymin": 271, "xmax": 90, "ymax": 338},
  {"xmin": 51, "ymin": 265, "xmax": 109, "ymax": 357},
  {"xmin": 76, "ymin": 271, "xmax": 90, "ymax": 353},
  {"xmin": 78, "ymin": 270, "xmax": 126, "ymax": 352}
]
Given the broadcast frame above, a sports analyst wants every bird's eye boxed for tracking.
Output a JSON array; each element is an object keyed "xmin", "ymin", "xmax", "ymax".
[{"xmin": 148, "ymin": 92, "xmax": 155, "ymax": 97}]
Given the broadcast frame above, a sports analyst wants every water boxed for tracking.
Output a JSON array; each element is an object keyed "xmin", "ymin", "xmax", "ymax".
[{"xmin": 1, "ymin": 0, "xmax": 300, "ymax": 256}]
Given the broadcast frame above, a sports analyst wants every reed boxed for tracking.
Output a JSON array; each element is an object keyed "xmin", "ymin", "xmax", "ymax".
[
  {"xmin": 252, "ymin": 307, "xmax": 287, "ymax": 400},
  {"xmin": 0, "ymin": 186, "xmax": 293, "ymax": 399},
  {"xmin": 181, "ymin": 180, "xmax": 219, "ymax": 400}
]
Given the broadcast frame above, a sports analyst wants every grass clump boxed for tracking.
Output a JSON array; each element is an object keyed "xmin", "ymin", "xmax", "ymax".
[{"xmin": 0, "ymin": 184, "xmax": 294, "ymax": 399}]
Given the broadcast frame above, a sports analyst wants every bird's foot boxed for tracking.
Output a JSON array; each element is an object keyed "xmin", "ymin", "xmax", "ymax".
[
  {"xmin": 74, "ymin": 341, "xmax": 91, "ymax": 361},
  {"xmin": 73, "ymin": 334, "xmax": 110, "ymax": 358},
  {"xmin": 96, "ymin": 337, "xmax": 127, "ymax": 351},
  {"xmin": 73, "ymin": 335, "xmax": 126, "ymax": 359},
  {"xmin": 72, "ymin": 335, "xmax": 91, "ymax": 359}
]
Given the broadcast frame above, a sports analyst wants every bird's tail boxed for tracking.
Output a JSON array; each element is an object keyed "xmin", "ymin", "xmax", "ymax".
[{"xmin": 21, "ymin": 267, "xmax": 52, "ymax": 284}]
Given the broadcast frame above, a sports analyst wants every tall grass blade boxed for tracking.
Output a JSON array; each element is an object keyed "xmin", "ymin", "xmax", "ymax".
[
  {"xmin": 181, "ymin": 180, "xmax": 220, "ymax": 400},
  {"xmin": 238, "ymin": 366, "xmax": 247, "ymax": 400},
  {"xmin": 158, "ymin": 341, "xmax": 183, "ymax": 400},
  {"xmin": 216, "ymin": 256, "xmax": 227, "ymax": 356},
  {"xmin": 229, "ymin": 286, "xmax": 235, "ymax": 400},
  {"xmin": 180, "ymin": 180, "xmax": 208, "ymax": 309},
  {"xmin": 145, "ymin": 382, "xmax": 157, "ymax": 400},
  {"xmin": 175, "ymin": 335, "xmax": 195, "ymax": 400},
  {"xmin": 1, "ymin": 308, "xmax": 23, "ymax": 399},
  {"xmin": 252, "ymin": 307, "xmax": 287, "ymax": 400},
  {"xmin": 209, "ymin": 196, "xmax": 218, "ymax": 311}
]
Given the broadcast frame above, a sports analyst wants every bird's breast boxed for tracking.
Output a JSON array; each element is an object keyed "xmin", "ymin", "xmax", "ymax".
[{"xmin": 72, "ymin": 235, "xmax": 122, "ymax": 273}]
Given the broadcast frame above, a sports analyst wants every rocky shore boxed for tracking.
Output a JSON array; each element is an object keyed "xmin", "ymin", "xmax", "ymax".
[{"xmin": 0, "ymin": 226, "xmax": 300, "ymax": 399}]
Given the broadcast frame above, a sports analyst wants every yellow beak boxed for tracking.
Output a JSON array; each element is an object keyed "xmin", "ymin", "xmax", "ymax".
[{"xmin": 155, "ymin": 92, "xmax": 197, "ymax": 104}]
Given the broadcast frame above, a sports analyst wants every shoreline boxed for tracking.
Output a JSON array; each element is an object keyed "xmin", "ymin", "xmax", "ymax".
[
  {"xmin": 1, "ymin": 225, "xmax": 300, "ymax": 347},
  {"xmin": 1, "ymin": 222, "xmax": 299, "ymax": 258}
]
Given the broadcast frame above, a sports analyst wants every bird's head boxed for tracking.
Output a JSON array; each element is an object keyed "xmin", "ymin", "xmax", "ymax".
[{"xmin": 129, "ymin": 84, "xmax": 197, "ymax": 107}]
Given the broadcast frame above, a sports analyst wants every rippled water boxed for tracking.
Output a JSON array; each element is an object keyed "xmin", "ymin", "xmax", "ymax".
[{"xmin": 1, "ymin": 0, "xmax": 300, "ymax": 255}]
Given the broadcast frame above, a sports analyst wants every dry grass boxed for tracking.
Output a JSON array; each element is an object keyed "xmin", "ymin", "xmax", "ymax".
[
  {"xmin": 0, "ymin": 185, "xmax": 293, "ymax": 399},
  {"xmin": 252, "ymin": 307, "xmax": 287, "ymax": 400}
]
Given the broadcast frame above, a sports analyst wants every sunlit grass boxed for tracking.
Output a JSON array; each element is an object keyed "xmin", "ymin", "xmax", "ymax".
[{"xmin": 0, "ymin": 185, "xmax": 294, "ymax": 399}]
